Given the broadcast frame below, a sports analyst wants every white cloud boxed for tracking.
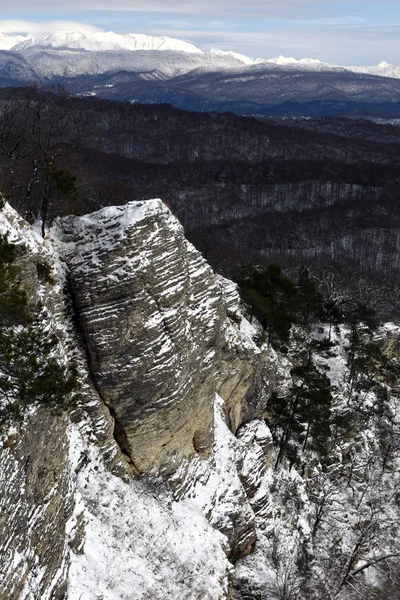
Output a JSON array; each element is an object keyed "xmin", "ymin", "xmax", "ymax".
[{"xmin": 0, "ymin": 20, "xmax": 103, "ymax": 35}]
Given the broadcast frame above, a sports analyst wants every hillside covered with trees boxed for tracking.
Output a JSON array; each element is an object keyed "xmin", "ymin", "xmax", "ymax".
[{"xmin": 0, "ymin": 86, "xmax": 399, "ymax": 317}]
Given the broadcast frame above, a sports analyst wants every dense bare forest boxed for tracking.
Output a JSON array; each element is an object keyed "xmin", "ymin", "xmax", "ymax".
[{"xmin": 1, "ymin": 86, "xmax": 400, "ymax": 317}]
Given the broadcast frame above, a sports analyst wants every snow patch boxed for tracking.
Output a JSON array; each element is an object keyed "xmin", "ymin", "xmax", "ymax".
[{"xmin": 66, "ymin": 424, "xmax": 231, "ymax": 600}]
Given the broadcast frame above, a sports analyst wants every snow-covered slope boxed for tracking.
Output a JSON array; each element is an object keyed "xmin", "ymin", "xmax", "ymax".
[
  {"xmin": 266, "ymin": 55, "xmax": 328, "ymax": 66},
  {"xmin": 349, "ymin": 60, "xmax": 400, "ymax": 79},
  {"xmin": 1, "ymin": 30, "xmax": 202, "ymax": 54},
  {"xmin": 0, "ymin": 33, "xmax": 25, "ymax": 50},
  {"xmin": 208, "ymin": 47, "xmax": 264, "ymax": 66},
  {"xmin": 18, "ymin": 47, "xmax": 247, "ymax": 79},
  {"xmin": 216, "ymin": 53, "xmax": 400, "ymax": 78},
  {"xmin": 206, "ymin": 50, "xmax": 400, "ymax": 79}
]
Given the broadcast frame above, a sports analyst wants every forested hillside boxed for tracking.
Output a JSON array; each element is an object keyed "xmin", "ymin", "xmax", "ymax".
[{"xmin": 0, "ymin": 87, "xmax": 400, "ymax": 317}]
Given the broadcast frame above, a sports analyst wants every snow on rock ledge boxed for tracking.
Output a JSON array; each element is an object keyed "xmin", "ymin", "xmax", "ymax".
[
  {"xmin": 53, "ymin": 199, "xmax": 224, "ymax": 476},
  {"xmin": 66, "ymin": 423, "xmax": 232, "ymax": 600},
  {"xmin": 0, "ymin": 199, "xmax": 280, "ymax": 598},
  {"xmin": 53, "ymin": 199, "xmax": 273, "ymax": 479}
]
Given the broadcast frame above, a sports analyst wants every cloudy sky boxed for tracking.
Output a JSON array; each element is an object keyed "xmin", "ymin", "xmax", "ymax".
[{"xmin": 0, "ymin": 0, "xmax": 399, "ymax": 64}]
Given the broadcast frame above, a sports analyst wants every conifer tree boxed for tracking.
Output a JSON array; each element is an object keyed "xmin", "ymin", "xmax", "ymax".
[{"xmin": 0, "ymin": 231, "xmax": 79, "ymax": 430}]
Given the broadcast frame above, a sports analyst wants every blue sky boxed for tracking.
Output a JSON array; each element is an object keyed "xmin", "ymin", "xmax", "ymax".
[{"xmin": 0, "ymin": 0, "xmax": 399, "ymax": 64}]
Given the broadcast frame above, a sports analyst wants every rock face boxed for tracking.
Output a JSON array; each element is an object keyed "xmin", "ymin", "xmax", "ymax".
[
  {"xmin": 0, "ymin": 410, "xmax": 73, "ymax": 600},
  {"xmin": 0, "ymin": 203, "xmax": 127, "ymax": 599},
  {"xmin": 0, "ymin": 199, "xmax": 278, "ymax": 599},
  {"xmin": 54, "ymin": 200, "xmax": 270, "ymax": 476},
  {"xmin": 0, "ymin": 205, "xmax": 74, "ymax": 599},
  {"xmin": 217, "ymin": 278, "xmax": 275, "ymax": 432}
]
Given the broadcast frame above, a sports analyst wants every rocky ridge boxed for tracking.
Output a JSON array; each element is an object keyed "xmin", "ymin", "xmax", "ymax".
[
  {"xmin": 0, "ymin": 199, "xmax": 277, "ymax": 599},
  {"xmin": 52, "ymin": 199, "xmax": 273, "ymax": 476}
]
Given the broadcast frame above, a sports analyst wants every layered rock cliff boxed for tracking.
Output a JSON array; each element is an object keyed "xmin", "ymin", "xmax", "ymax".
[
  {"xmin": 53, "ymin": 200, "xmax": 224, "ymax": 475},
  {"xmin": 0, "ymin": 199, "xmax": 277, "ymax": 599},
  {"xmin": 52, "ymin": 200, "xmax": 274, "ymax": 476}
]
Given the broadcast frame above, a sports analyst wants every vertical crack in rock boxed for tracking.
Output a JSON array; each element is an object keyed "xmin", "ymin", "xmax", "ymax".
[{"xmin": 64, "ymin": 270, "xmax": 140, "ymax": 474}]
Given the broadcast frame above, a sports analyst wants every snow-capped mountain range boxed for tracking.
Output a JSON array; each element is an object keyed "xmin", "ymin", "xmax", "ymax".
[
  {"xmin": 0, "ymin": 29, "xmax": 399, "ymax": 118},
  {"xmin": 0, "ymin": 29, "xmax": 398, "ymax": 78}
]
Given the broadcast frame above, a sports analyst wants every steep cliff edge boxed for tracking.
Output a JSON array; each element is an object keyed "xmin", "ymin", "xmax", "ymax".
[
  {"xmin": 52, "ymin": 199, "xmax": 272, "ymax": 477},
  {"xmin": 0, "ymin": 205, "xmax": 75, "ymax": 598},
  {"xmin": 0, "ymin": 199, "xmax": 276, "ymax": 599}
]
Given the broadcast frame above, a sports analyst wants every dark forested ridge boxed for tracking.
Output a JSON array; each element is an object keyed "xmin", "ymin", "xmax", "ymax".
[{"xmin": 1, "ymin": 87, "xmax": 400, "ymax": 317}]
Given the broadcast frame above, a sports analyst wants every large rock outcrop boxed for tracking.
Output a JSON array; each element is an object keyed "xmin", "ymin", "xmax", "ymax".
[
  {"xmin": 0, "ymin": 199, "xmax": 278, "ymax": 599},
  {"xmin": 53, "ymin": 199, "xmax": 272, "ymax": 476}
]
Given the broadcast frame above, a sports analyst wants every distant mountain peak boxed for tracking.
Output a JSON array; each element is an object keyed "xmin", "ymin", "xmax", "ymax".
[
  {"xmin": 208, "ymin": 48, "xmax": 257, "ymax": 65},
  {"xmin": 266, "ymin": 55, "xmax": 325, "ymax": 65},
  {"xmin": 0, "ymin": 32, "xmax": 25, "ymax": 50},
  {"xmin": 0, "ymin": 30, "xmax": 203, "ymax": 54}
]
